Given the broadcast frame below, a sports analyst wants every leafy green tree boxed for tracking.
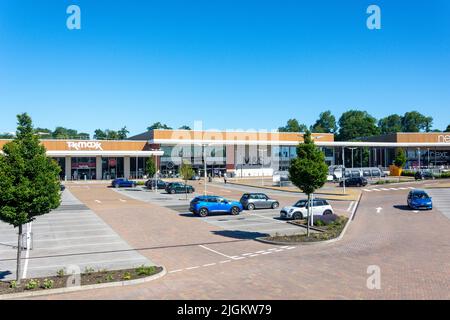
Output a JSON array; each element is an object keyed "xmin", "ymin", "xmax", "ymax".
[
  {"xmin": 401, "ymin": 111, "xmax": 433, "ymax": 132},
  {"xmin": 337, "ymin": 110, "xmax": 379, "ymax": 141},
  {"xmin": 393, "ymin": 148, "xmax": 407, "ymax": 168},
  {"xmin": 0, "ymin": 114, "xmax": 61, "ymax": 283},
  {"xmin": 179, "ymin": 125, "xmax": 192, "ymax": 130},
  {"xmin": 288, "ymin": 131, "xmax": 328, "ymax": 236},
  {"xmin": 117, "ymin": 126, "xmax": 129, "ymax": 140},
  {"xmin": 0, "ymin": 133, "xmax": 15, "ymax": 139},
  {"xmin": 34, "ymin": 128, "xmax": 53, "ymax": 139},
  {"xmin": 378, "ymin": 114, "xmax": 403, "ymax": 134},
  {"xmin": 179, "ymin": 160, "xmax": 194, "ymax": 199},
  {"xmin": 146, "ymin": 157, "xmax": 157, "ymax": 178},
  {"xmin": 311, "ymin": 111, "xmax": 337, "ymax": 133},
  {"xmin": 147, "ymin": 122, "xmax": 172, "ymax": 131},
  {"xmin": 94, "ymin": 129, "xmax": 107, "ymax": 140},
  {"xmin": 279, "ymin": 119, "xmax": 308, "ymax": 133},
  {"xmin": 445, "ymin": 125, "xmax": 450, "ymax": 132}
]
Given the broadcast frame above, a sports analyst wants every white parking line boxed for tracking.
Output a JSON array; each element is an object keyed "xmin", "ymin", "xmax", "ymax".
[
  {"xmin": 347, "ymin": 201, "xmax": 355, "ymax": 212},
  {"xmin": 199, "ymin": 245, "xmax": 234, "ymax": 259},
  {"xmin": 185, "ymin": 266, "xmax": 200, "ymax": 270},
  {"xmin": 363, "ymin": 189, "xmax": 372, "ymax": 192},
  {"xmin": 95, "ymin": 200, "xmax": 102, "ymax": 204},
  {"xmin": 169, "ymin": 269, "xmax": 183, "ymax": 274},
  {"xmin": 203, "ymin": 263, "xmax": 217, "ymax": 267},
  {"xmin": 219, "ymin": 260, "xmax": 231, "ymax": 264},
  {"xmin": 119, "ymin": 199, "xmax": 127, "ymax": 203}
]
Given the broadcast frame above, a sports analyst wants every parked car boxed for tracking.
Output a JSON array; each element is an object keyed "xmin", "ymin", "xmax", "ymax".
[
  {"xmin": 145, "ymin": 179, "xmax": 167, "ymax": 189},
  {"xmin": 165, "ymin": 182, "xmax": 195, "ymax": 194},
  {"xmin": 240, "ymin": 193, "xmax": 279, "ymax": 210},
  {"xmin": 111, "ymin": 178, "xmax": 137, "ymax": 188},
  {"xmin": 407, "ymin": 189, "xmax": 433, "ymax": 210},
  {"xmin": 280, "ymin": 199, "xmax": 333, "ymax": 220},
  {"xmin": 190, "ymin": 196, "xmax": 243, "ymax": 217},
  {"xmin": 189, "ymin": 175, "xmax": 201, "ymax": 181},
  {"xmin": 414, "ymin": 171, "xmax": 435, "ymax": 180},
  {"xmin": 339, "ymin": 177, "xmax": 368, "ymax": 187}
]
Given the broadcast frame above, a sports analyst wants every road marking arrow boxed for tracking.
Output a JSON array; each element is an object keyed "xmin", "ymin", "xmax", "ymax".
[{"xmin": 376, "ymin": 207, "xmax": 383, "ymax": 213}]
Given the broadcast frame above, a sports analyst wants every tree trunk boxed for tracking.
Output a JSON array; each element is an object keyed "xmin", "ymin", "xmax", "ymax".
[
  {"xmin": 306, "ymin": 194, "xmax": 311, "ymax": 237},
  {"xmin": 16, "ymin": 224, "xmax": 23, "ymax": 284}
]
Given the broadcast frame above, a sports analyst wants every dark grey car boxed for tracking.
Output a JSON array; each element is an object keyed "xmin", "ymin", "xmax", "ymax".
[{"xmin": 240, "ymin": 193, "xmax": 279, "ymax": 210}]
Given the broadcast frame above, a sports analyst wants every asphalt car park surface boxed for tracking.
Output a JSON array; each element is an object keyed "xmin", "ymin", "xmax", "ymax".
[
  {"xmin": 32, "ymin": 182, "xmax": 450, "ymax": 300},
  {"xmin": 112, "ymin": 183, "xmax": 354, "ymax": 237},
  {"xmin": 0, "ymin": 189, "xmax": 151, "ymax": 281}
]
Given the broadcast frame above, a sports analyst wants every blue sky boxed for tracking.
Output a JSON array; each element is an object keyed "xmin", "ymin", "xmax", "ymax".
[{"xmin": 0, "ymin": 0, "xmax": 449, "ymax": 136}]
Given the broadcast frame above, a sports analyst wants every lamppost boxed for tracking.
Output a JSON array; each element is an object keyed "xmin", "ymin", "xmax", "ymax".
[
  {"xmin": 417, "ymin": 147, "xmax": 421, "ymax": 170},
  {"xmin": 259, "ymin": 148, "xmax": 267, "ymax": 186},
  {"xmin": 202, "ymin": 143, "xmax": 217, "ymax": 196},
  {"xmin": 342, "ymin": 147, "xmax": 346, "ymax": 195},
  {"xmin": 349, "ymin": 147, "xmax": 357, "ymax": 168}
]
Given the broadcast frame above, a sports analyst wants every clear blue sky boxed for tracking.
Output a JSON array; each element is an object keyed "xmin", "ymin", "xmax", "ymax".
[{"xmin": 0, "ymin": 0, "xmax": 449, "ymax": 136}]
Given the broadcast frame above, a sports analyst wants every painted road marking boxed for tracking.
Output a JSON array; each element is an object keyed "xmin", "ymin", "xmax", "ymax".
[
  {"xmin": 219, "ymin": 260, "xmax": 231, "ymax": 264},
  {"xmin": 185, "ymin": 266, "xmax": 200, "ymax": 270},
  {"xmin": 95, "ymin": 200, "xmax": 102, "ymax": 204},
  {"xmin": 199, "ymin": 245, "xmax": 234, "ymax": 259},
  {"xmin": 347, "ymin": 201, "xmax": 355, "ymax": 212},
  {"xmin": 363, "ymin": 189, "xmax": 372, "ymax": 192},
  {"xmin": 119, "ymin": 199, "xmax": 127, "ymax": 203},
  {"xmin": 203, "ymin": 263, "xmax": 217, "ymax": 267},
  {"xmin": 169, "ymin": 269, "xmax": 183, "ymax": 274}
]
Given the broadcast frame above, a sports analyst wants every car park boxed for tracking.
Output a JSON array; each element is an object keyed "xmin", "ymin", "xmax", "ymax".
[
  {"xmin": 112, "ymin": 178, "xmax": 137, "ymax": 188},
  {"xmin": 145, "ymin": 179, "xmax": 167, "ymax": 189},
  {"xmin": 280, "ymin": 199, "xmax": 333, "ymax": 220},
  {"xmin": 240, "ymin": 193, "xmax": 279, "ymax": 210},
  {"xmin": 414, "ymin": 171, "xmax": 435, "ymax": 180},
  {"xmin": 407, "ymin": 189, "xmax": 433, "ymax": 210},
  {"xmin": 165, "ymin": 182, "xmax": 195, "ymax": 194},
  {"xmin": 190, "ymin": 196, "xmax": 243, "ymax": 217},
  {"xmin": 339, "ymin": 177, "xmax": 368, "ymax": 187}
]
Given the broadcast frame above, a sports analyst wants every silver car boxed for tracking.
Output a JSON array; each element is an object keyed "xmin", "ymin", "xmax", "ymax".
[{"xmin": 240, "ymin": 193, "xmax": 279, "ymax": 210}]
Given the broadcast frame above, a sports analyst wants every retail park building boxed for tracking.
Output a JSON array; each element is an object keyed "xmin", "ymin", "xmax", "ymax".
[{"xmin": 1, "ymin": 130, "xmax": 450, "ymax": 180}]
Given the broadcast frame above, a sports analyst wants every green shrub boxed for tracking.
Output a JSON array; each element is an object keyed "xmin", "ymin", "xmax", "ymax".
[
  {"xmin": 42, "ymin": 279, "xmax": 54, "ymax": 289},
  {"xmin": 9, "ymin": 280, "xmax": 17, "ymax": 289},
  {"xmin": 25, "ymin": 279, "xmax": 40, "ymax": 290},
  {"xmin": 136, "ymin": 265, "xmax": 157, "ymax": 276},
  {"xmin": 56, "ymin": 269, "xmax": 65, "ymax": 277},
  {"xmin": 401, "ymin": 170, "xmax": 415, "ymax": 177},
  {"xmin": 122, "ymin": 272, "xmax": 132, "ymax": 281},
  {"xmin": 314, "ymin": 219, "xmax": 325, "ymax": 227},
  {"xmin": 84, "ymin": 267, "xmax": 95, "ymax": 275},
  {"xmin": 105, "ymin": 274, "xmax": 114, "ymax": 281},
  {"xmin": 136, "ymin": 181, "xmax": 145, "ymax": 186}
]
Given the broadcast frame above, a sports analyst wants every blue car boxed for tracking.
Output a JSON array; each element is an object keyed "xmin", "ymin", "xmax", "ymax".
[
  {"xmin": 112, "ymin": 178, "xmax": 137, "ymax": 188},
  {"xmin": 190, "ymin": 196, "xmax": 243, "ymax": 217},
  {"xmin": 407, "ymin": 189, "xmax": 433, "ymax": 210}
]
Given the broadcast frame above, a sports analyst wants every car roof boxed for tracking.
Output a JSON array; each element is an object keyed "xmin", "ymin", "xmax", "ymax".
[{"xmin": 410, "ymin": 189, "xmax": 428, "ymax": 194}]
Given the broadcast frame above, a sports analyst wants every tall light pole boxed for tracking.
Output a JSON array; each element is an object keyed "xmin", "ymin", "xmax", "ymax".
[
  {"xmin": 203, "ymin": 144, "xmax": 207, "ymax": 196},
  {"xmin": 259, "ymin": 148, "xmax": 267, "ymax": 186},
  {"xmin": 417, "ymin": 147, "xmax": 421, "ymax": 170},
  {"xmin": 342, "ymin": 147, "xmax": 346, "ymax": 195},
  {"xmin": 349, "ymin": 147, "xmax": 357, "ymax": 168}
]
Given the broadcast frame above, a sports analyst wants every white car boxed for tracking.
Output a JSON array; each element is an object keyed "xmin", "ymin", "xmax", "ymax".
[{"xmin": 280, "ymin": 199, "xmax": 333, "ymax": 220}]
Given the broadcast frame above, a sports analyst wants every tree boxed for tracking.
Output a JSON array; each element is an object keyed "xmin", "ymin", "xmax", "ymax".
[
  {"xmin": 337, "ymin": 110, "xmax": 379, "ymax": 141},
  {"xmin": 147, "ymin": 122, "xmax": 172, "ymax": 131},
  {"xmin": 445, "ymin": 125, "xmax": 450, "ymax": 132},
  {"xmin": 94, "ymin": 129, "xmax": 107, "ymax": 140},
  {"xmin": 117, "ymin": 126, "xmax": 129, "ymax": 140},
  {"xmin": 278, "ymin": 119, "xmax": 308, "ymax": 133},
  {"xmin": 179, "ymin": 125, "xmax": 192, "ymax": 130},
  {"xmin": 179, "ymin": 160, "xmax": 194, "ymax": 200},
  {"xmin": 0, "ymin": 114, "xmax": 61, "ymax": 284},
  {"xmin": 34, "ymin": 128, "xmax": 53, "ymax": 139},
  {"xmin": 401, "ymin": 111, "xmax": 433, "ymax": 132},
  {"xmin": 393, "ymin": 148, "xmax": 407, "ymax": 168},
  {"xmin": 378, "ymin": 114, "xmax": 402, "ymax": 135},
  {"xmin": 311, "ymin": 111, "xmax": 337, "ymax": 133},
  {"xmin": 288, "ymin": 131, "xmax": 328, "ymax": 236},
  {"xmin": 0, "ymin": 133, "xmax": 15, "ymax": 139},
  {"xmin": 146, "ymin": 157, "xmax": 157, "ymax": 179}
]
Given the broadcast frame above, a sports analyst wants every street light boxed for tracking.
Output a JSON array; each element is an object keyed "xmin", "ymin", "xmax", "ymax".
[
  {"xmin": 348, "ymin": 147, "xmax": 357, "ymax": 168},
  {"xmin": 259, "ymin": 148, "xmax": 267, "ymax": 186}
]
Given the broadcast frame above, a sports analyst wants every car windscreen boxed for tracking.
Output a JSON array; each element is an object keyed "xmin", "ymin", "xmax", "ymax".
[
  {"xmin": 412, "ymin": 193, "xmax": 429, "ymax": 199},
  {"xmin": 294, "ymin": 200, "xmax": 307, "ymax": 207}
]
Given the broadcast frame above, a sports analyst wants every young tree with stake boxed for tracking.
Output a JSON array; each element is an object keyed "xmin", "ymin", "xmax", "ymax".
[
  {"xmin": 0, "ymin": 114, "xmax": 61, "ymax": 284},
  {"xmin": 180, "ymin": 160, "xmax": 194, "ymax": 200},
  {"xmin": 288, "ymin": 130, "xmax": 328, "ymax": 236}
]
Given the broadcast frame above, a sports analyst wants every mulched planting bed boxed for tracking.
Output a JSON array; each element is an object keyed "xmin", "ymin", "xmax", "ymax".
[
  {"xmin": 0, "ymin": 265, "xmax": 163, "ymax": 295},
  {"xmin": 267, "ymin": 216, "xmax": 349, "ymax": 243}
]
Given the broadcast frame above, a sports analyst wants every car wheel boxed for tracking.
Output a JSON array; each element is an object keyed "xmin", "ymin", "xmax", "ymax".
[
  {"xmin": 323, "ymin": 210, "xmax": 332, "ymax": 215},
  {"xmin": 247, "ymin": 203, "xmax": 255, "ymax": 210},
  {"xmin": 231, "ymin": 206, "xmax": 240, "ymax": 215},
  {"xmin": 198, "ymin": 208, "xmax": 209, "ymax": 217},
  {"xmin": 271, "ymin": 202, "xmax": 279, "ymax": 209},
  {"xmin": 293, "ymin": 212, "xmax": 303, "ymax": 220},
  {"xmin": 170, "ymin": 189, "xmax": 176, "ymax": 194}
]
